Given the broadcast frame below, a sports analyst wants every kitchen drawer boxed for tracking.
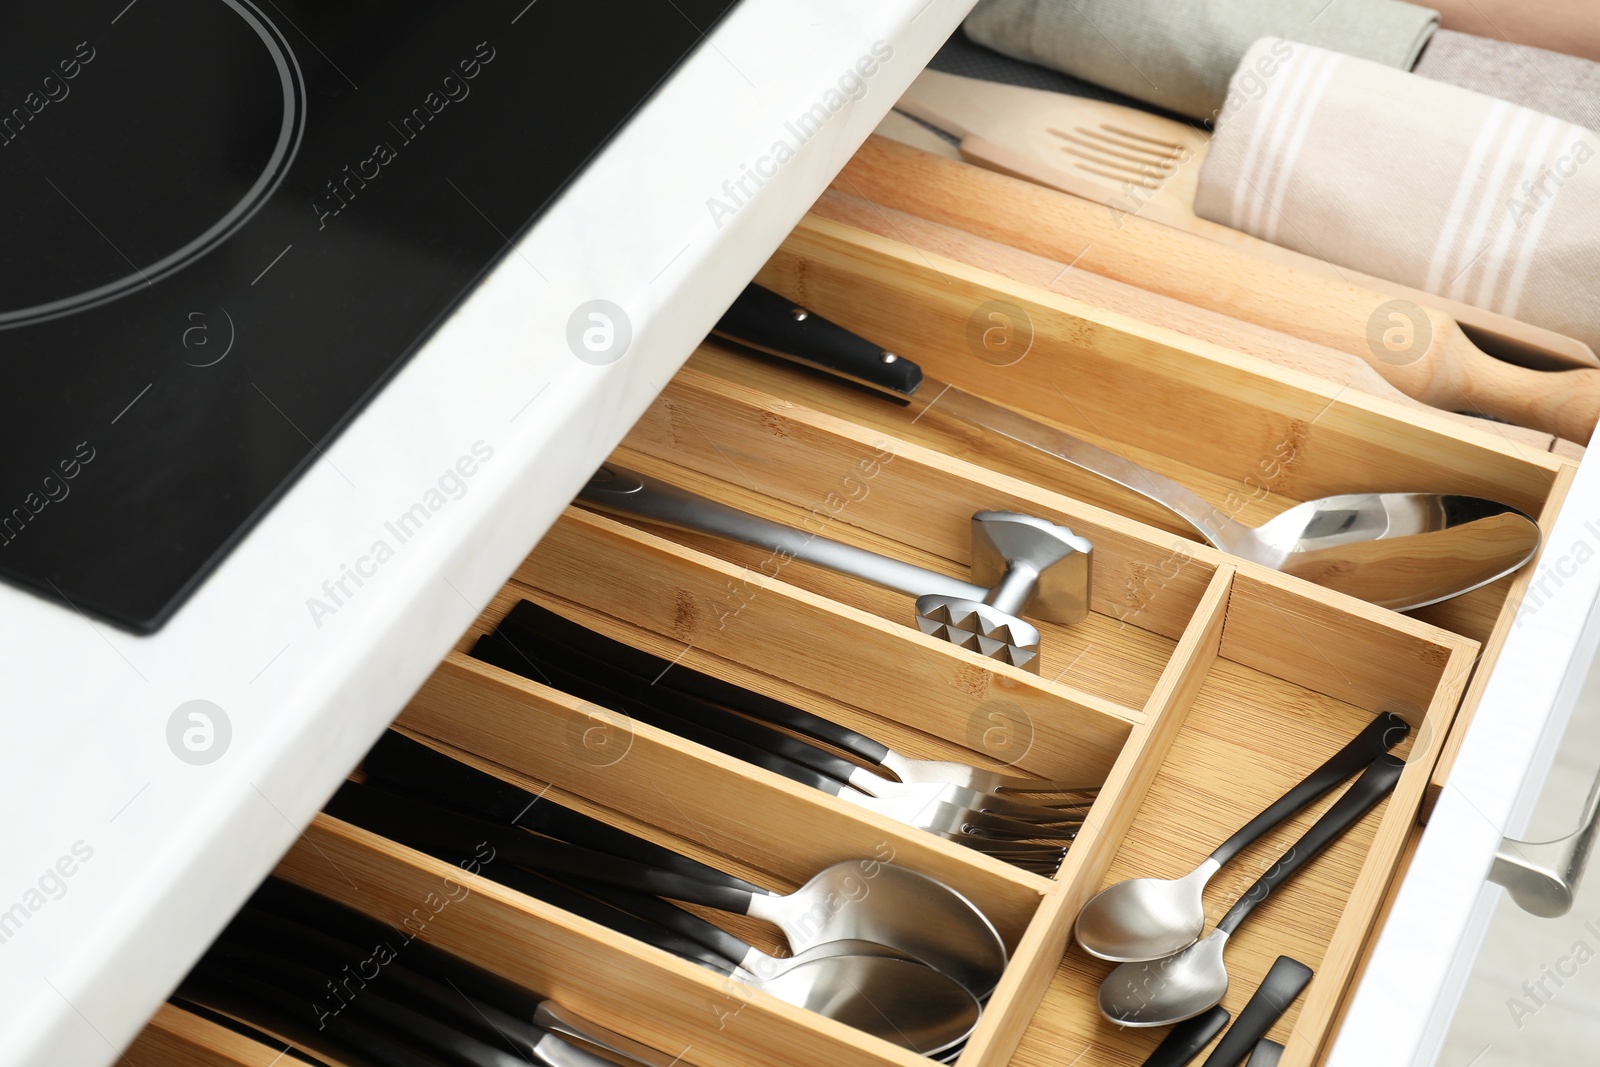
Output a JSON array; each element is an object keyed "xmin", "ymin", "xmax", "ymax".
[{"xmin": 125, "ymin": 189, "xmax": 1574, "ymax": 1065}]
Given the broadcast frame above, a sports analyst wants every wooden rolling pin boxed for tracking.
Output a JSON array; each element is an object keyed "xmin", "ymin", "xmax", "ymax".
[
  {"xmin": 834, "ymin": 136, "xmax": 1600, "ymax": 443},
  {"xmin": 808, "ymin": 189, "xmax": 1568, "ymax": 456}
]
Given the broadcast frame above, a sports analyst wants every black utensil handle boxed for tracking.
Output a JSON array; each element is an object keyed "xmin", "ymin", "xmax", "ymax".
[
  {"xmin": 477, "ymin": 629, "xmax": 866, "ymax": 785},
  {"xmin": 1200, "ymin": 956, "xmax": 1313, "ymax": 1067},
  {"xmin": 209, "ymin": 940, "xmax": 529, "ymax": 1067},
  {"xmin": 500, "ymin": 600, "xmax": 893, "ymax": 766},
  {"xmin": 486, "ymin": 865, "xmax": 738, "ymax": 976},
  {"xmin": 562, "ymin": 875, "xmax": 752, "ymax": 970},
  {"xmin": 470, "ymin": 632, "xmax": 850, "ymax": 797},
  {"xmin": 1140, "ymin": 1006, "xmax": 1231, "ymax": 1067},
  {"xmin": 325, "ymin": 781, "xmax": 760, "ymax": 914},
  {"xmin": 363, "ymin": 731, "xmax": 764, "ymax": 895},
  {"xmin": 229, "ymin": 905, "xmax": 560, "ymax": 1055},
  {"xmin": 250, "ymin": 877, "xmax": 544, "ymax": 1020},
  {"xmin": 713, "ymin": 283, "xmax": 923, "ymax": 401},
  {"xmin": 179, "ymin": 961, "xmax": 451, "ymax": 1067},
  {"xmin": 1217, "ymin": 754, "xmax": 1406, "ymax": 935},
  {"xmin": 1211, "ymin": 713, "xmax": 1409, "ymax": 869}
]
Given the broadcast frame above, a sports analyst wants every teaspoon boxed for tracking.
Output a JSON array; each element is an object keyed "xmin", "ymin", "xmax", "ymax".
[{"xmin": 1097, "ymin": 754, "xmax": 1406, "ymax": 1026}]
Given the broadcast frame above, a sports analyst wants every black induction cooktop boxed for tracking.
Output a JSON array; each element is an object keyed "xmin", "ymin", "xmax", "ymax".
[{"xmin": 0, "ymin": 0, "xmax": 741, "ymax": 632}]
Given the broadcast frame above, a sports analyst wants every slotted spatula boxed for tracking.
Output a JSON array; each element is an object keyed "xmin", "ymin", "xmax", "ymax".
[{"xmin": 894, "ymin": 69, "xmax": 1598, "ymax": 372}]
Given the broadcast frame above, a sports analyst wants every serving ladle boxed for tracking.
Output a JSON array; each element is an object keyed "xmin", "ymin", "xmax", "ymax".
[
  {"xmin": 1097, "ymin": 754, "xmax": 1406, "ymax": 1026},
  {"xmin": 325, "ymin": 781, "xmax": 1009, "ymax": 999},
  {"xmin": 1075, "ymin": 712, "xmax": 1409, "ymax": 961},
  {"xmin": 713, "ymin": 283, "xmax": 1544, "ymax": 612}
]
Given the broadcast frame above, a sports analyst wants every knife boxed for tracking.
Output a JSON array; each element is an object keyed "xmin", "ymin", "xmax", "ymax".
[{"xmin": 712, "ymin": 283, "xmax": 1208, "ymax": 525}]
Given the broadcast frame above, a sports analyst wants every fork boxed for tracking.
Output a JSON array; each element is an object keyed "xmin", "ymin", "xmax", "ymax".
[
  {"xmin": 472, "ymin": 631, "xmax": 1078, "ymax": 859},
  {"xmin": 474, "ymin": 627, "xmax": 1084, "ymax": 829},
  {"xmin": 473, "ymin": 633, "xmax": 1075, "ymax": 870},
  {"xmin": 496, "ymin": 600, "xmax": 1101, "ymax": 801}
]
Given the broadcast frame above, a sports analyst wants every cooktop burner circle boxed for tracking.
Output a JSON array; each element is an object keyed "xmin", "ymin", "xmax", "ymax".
[{"xmin": 0, "ymin": 0, "xmax": 305, "ymax": 330}]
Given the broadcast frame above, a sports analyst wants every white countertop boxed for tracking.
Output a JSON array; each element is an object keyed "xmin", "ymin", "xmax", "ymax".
[{"xmin": 0, "ymin": 3, "xmax": 973, "ymax": 1062}]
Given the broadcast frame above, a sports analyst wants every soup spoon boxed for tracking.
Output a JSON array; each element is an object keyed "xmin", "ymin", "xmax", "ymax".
[{"xmin": 1097, "ymin": 754, "xmax": 1406, "ymax": 1026}]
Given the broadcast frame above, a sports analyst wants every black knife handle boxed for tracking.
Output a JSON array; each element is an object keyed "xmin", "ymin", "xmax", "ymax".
[
  {"xmin": 363, "ymin": 731, "xmax": 764, "ymax": 895},
  {"xmin": 1211, "ymin": 713, "xmax": 1409, "ymax": 869},
  {"xmin": 1140, "ymin": 1006, "xmax": 1231, "ymax": 1067},
  {"xmin": 500, "ymin": 599, "xmax": 893, "ymax": 767},
  {"xmin": 1200, "ymin": 956, "xmax": 1312, "ymax": 1067},
  {"xmin": 712, "ymin": 283, "xmax": 923, "ymax": 401},
  {"xmin": 1217, "ymin": 754, "xmax": 1406, "ymax": 935}
]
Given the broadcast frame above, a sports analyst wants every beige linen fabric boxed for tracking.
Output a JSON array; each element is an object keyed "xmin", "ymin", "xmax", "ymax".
[
  {"xmin": 1195, "ymin": 38, "xmax": 1600, "ymax": 352},
  {"xmin": 961, "ymin": 0, "xmax": 1439, "ymax": 120}
]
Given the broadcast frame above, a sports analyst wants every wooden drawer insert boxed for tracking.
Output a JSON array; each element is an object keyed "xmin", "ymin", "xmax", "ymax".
[{"xmin": 136, "ymin": 174, "xmax": 1584, "ymax": 1067}]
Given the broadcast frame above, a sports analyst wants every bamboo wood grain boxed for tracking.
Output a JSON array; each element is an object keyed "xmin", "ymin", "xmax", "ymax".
[
  {"xmin": 832, "ymin": 136, "xmax": 1600, "ymax": 440},
  {"xmin": 278, "ymin": 817, "xmax": 931, "ymax": 1067},
  {"xmin": 615, "ymin": 368, "xmax": 1478, "ymax": 710},
  {"xmin": 808, "ymin": 188, "xmax": 1572, "ymax": 458},
  {"xmin": 398, "ymin": 651, "xmax": 1049, "ymax": 937},
  {"xmin": 961, "ymin": 568, "xmax": 1232, "ymax": 1067},
  {"xmin": 888, "ymin": 71, "xmax": 1596, "ymax": 373},
  {"xmin": 520, "ymin": 508, "xmax": 1141, "ymax": 780},
  {"xmin": 125, "ymin": 1004, "xmax": 294, "ymax": 1067},
  {"xmin": 622, "ymin": 363, "xmax": 1222, "ymax": 637},
  {"xmin": 758, "ymin": 211, "xmax": 1562, "ymax": 516}
]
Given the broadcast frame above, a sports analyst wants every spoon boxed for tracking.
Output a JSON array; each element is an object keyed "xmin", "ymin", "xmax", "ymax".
[
  {"xmin": 494, "ymin": 867, "xmax": 982, "ymax": 1057},
  {"xmin": 1097, "ymin": 754, "xmax": 1406, "ymax": 1026},
  {"xmin": 713, "ymin": 283, "xmax": 1543, "ymax": 611},
  {"xmin": 1075, "ymin": 712, "xmax": 1408, "ymax": 961},
  {"xmin": 324, "ymin": 781, "xmax": 1009, "ymax": 999}
]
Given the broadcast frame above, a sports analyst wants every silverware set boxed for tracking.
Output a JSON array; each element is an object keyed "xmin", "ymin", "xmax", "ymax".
[
  {"xmin": 327, "ymin": 731, "xmax": 1011, "ymax": 1060},
  {"xmin": 474, "ymin": 599, "xmax": 1095, "ymax": 874}
]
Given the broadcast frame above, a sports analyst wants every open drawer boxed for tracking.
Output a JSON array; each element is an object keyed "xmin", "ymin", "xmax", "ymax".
[{"xmin": 127, "ymin": 154, "xmax": 1574, "ymax": 1067}]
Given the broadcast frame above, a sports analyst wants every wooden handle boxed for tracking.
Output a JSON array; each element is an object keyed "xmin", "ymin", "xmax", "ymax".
[{"xmin": 838, "ymin": 137, "xmax": 1598, "ymax": 440}]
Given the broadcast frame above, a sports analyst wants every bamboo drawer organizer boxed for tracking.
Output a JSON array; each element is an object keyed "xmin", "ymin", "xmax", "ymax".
[{"xmin": 136, "ymin": 205, "xmax": 1579, "ymax": 1067}]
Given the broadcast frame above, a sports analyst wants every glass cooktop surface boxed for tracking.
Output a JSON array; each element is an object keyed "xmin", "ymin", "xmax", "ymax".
[{"xmin": 0, "ymin": 0, "xmax": 740, "ymax": 631}]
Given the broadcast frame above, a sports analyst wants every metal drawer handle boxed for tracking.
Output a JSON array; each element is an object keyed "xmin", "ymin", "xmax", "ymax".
[{"xmin": 1489, "ymin": 764, "xmax": 1600, "ymax": 917}]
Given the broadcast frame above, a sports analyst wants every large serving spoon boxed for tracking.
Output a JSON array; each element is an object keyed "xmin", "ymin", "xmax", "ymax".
[
  {"xmin": 713, "ymin": 283, "xmax": 1543, "ymax": 611},
  {"xmin": 1075, "ymin": 712, "xmax": 1408, "ymax": 961},
  {"xmin": 1097, "ymin": 754, "xmax": 1406, "ymax": 1027},
  {"xmin": 325, "ymin": 781, "xmax": 1008, "ymax": 999}
]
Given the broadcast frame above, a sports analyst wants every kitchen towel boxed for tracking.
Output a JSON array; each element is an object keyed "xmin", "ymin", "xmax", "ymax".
[
  {"xmin": 1425, "ymin": 0, "xmax": 1600, "ymax": 64},
  {"xmin": 1416, "ymin": 29, "xmax": 1600, "ymax": 133},
  {"xmin": 1194, "ymin": 38, "xmax": 1600, "ymax": 354},
  {"xmin": 961, "ymin": 0, "xmax": 1439, "ymax": 121}
]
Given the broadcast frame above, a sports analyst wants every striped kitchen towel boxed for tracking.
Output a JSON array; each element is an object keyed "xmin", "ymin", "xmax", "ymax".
[{"xmin": 1194, "ymin": 38, "xmax": 1600, "ymax": 354}]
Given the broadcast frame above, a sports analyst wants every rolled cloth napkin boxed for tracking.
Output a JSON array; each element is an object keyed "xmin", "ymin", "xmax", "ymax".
[
  {"xmin": 1415, "ymin": 29, "xmax": 1600, "ymax": 133},
  {"xmin": 1194, "ymin": 39, "xmax": 1600, "ymax": 354},
  {"xmin": 961, "ymin": 0, "xmax": 1439, "ymax": 120}
]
